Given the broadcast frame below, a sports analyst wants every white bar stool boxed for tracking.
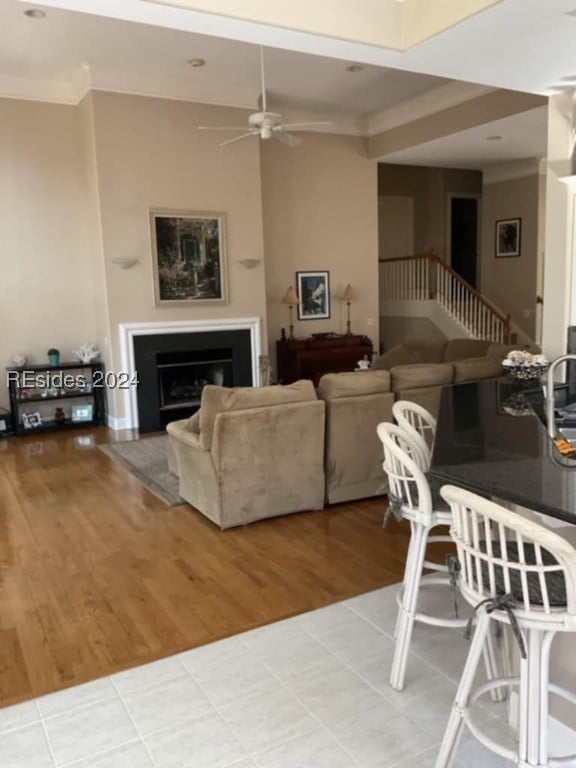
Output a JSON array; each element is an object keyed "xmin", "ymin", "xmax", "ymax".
[
  {"xmin": 392, "ymin": 400, "xmax": 437, "ymax": 469},
  {"xmin": 435, "ymin": 485, "xmax": 576, "ymax": 768},
  {"xmin": 377, "ymin": 423, "xmax": 502, "ymax": 692}
]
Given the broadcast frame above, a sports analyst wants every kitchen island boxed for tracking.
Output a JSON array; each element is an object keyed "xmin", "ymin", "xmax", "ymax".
[
  {"xmin": 429, "ymin": 379, "xmax": 576, "ymax": 524},
  {"xmin": 429, "ymin": 378, "xmax": 576, "ymax": 732}
]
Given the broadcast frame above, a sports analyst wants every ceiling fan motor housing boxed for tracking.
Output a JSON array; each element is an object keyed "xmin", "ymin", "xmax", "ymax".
[{"xmin": 248, "ymin": 111, "xmax": 283, "ymax": 139}]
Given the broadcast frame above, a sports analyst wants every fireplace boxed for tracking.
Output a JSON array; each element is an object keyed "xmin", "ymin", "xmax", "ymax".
[{"xmin": 118, "ymin": 319, "xmax": 261, "ymax": 432}]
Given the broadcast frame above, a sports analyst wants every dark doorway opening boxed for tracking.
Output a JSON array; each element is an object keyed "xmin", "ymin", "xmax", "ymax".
[{"xmin": 450, "ymin": 197, "xmax": 478, "ymax": 289}]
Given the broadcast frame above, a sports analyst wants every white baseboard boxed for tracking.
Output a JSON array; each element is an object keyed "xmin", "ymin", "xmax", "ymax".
[{"xmin": 107, "ymin": 415, "xmax": 131, "ymax": 431}]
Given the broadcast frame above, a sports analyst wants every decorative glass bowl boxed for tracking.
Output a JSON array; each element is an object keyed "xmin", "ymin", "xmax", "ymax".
[{"xmin": 502, "ymin": 360, "xmax": 549, "ymax": 381}]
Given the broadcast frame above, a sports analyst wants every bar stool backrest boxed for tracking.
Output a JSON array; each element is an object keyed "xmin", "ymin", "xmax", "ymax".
[
  {"xmin": 392, "ymin": 400, "xmax": 437, "ymax": 469},
  {"xmin": 441, "ymin": 485, "xmax": 576, "ymax": 620},
  {"xmin": 377, "ymin": 422, "xmax": 433, "ymax": 524}
]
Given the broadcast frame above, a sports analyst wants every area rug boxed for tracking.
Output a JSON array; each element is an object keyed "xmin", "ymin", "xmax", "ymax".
[{"xmin": 99, "ymin": 435, "xmax": 183, "ymax": 506}]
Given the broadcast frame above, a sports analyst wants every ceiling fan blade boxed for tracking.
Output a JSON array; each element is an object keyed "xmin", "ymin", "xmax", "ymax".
[
  {"xmin": 280, "ymin": 121, "xmax": 333, "ymax": 130},
  {"xmin": 219, "ymin": 132, "xmax": 255, "ymax": 147},
  {"xmin": 273, "ymin": 131, "xmax": 303, "ymax": 148},
  {"xmin": 198, "ymin": 126, "xmax": 249, "ymax": 131}
]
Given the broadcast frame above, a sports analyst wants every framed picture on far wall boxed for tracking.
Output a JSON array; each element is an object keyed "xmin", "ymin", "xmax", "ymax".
[
  {"xmin": 296, "ymin": 270, "xmax": 331, "ymax": 320},
  {"xmin": 150, "ymin": 209, "xmax": 228, "ymax": 305},
  {"xmin": 495, "ymin": 218, "xmax": 521, "ymax": 258}
]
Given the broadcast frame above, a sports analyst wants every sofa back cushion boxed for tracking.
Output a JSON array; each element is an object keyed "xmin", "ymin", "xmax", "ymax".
[
  {"xmin": 452, "ymin": 356, "xmax": 504, "ymax": 384},
  {"xmin": 403, "ymin": 339, "xmax": 447, "ymax": 363},
  {"xmin": 317, "ymin": 370, "xmax": 391, "ymax": 399},
  {"xmin": 442, "ymin": 338, "xmax": 492, "ymax": 362},
  {"xmin": 372, "ymin": 344, "xmax": 421, "ymax": 371},
  {"xmin": 199, "ymin": 379, "xmax": 316, "ymax": 449},
  {"xmin": 390, "ymin": 362, "xmax": 454, "ymax": 393}
]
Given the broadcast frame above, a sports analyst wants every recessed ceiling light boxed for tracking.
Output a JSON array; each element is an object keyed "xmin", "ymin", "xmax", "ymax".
[
  {"xmin": 346, "ymin": 64, "xmax": 363, "ymax": 73},
  {"xmin": 188, "ymin": 58, "xmax": 206, "ymax": 68},
  {"xmin": 24, "ymin": 8, "xmax": 46, "ymax": 18},
  {"xmin": 486, "ymin": 135, "xmax": 502, "ymax": 141}
]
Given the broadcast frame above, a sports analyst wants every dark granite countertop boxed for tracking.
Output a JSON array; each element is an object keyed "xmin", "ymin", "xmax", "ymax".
[{"xmin": 429, "ymin": 380, "xmax": 576, "ymax": 524}]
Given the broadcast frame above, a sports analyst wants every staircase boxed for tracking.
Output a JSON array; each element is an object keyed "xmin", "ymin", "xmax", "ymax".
[{"xmin": 380, "ymin": 253, "xmax": 511, "ymax": 343}]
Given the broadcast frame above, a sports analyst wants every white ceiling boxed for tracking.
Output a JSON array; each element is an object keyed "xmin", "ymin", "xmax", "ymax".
[{"xmin": 4, "ymin": 0, "xmax": 571, "ymax": 167}]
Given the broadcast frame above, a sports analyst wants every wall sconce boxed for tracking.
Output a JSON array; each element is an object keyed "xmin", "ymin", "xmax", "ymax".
[
  {"xmin": 281, "ymin": 286, "xmax": 300, "ymax": 339},
  {"xmin": 342, "ymin": 284, "xmax": 356, "ymax": 335},
  {"xmin": 238, "ymin": 258, "xmax": 262, "ymax": 269},
  {"xmin": 111, "ymin": 257, "xmax": 139, "ymax": 269}
]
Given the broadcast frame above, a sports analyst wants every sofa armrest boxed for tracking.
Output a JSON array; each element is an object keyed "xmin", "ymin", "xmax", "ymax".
[{"xmin": 166, "ymin": 419, "xmax": 205, "ymax": 450}]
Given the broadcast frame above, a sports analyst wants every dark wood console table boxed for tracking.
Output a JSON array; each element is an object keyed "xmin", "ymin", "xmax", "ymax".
[{"xmin": 276, "ymin": 334, "xmax": 373, "ymax": 385}]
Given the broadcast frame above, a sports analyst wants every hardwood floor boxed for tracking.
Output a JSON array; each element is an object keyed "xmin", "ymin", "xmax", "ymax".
[{"xmin": 0, "ymin": 426, "xmax": 409, "ymax": 708}]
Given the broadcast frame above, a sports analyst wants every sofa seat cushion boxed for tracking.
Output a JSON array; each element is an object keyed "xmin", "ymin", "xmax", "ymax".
[
  {"xmin": 199, "ymin": 379, "xmax": 317, "ymax": 449},
  {"xmin": 390, "ymin": 363, "xmax": 454, "ymax": 393},
  {"xmin": 318, "ymin": 370, "xmax": 391, "ymax": 399},
  {"xmin": 443, "ymin": 338, "xmax": 492, "ymax": 362},
  {"xmin": 372, "ymin": 345, "xmax": 421, "ymax": 371},
  {"xmin": 452, "ymin": 356, "xmax": 504, "ymax": 384}
]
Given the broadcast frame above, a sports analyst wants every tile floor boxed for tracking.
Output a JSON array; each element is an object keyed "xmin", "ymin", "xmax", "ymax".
[{"xmin": 1, "ymin": 583, "xmax": 574, "ymax": 768}]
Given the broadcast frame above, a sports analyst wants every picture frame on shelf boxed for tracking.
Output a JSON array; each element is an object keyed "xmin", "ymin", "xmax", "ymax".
[
  {"xmin": 495, "ymin": 218, "xmax": 521, "ymax": 258},
  {"xmin": 296, "ymin": 270, "xmax": 331, "ymax": 320},
  {"xmin": 150, "ymin": 209, "xmax": 228, "ymax": 305},
  {"xmin": 71, "ymin": 403, "xmax": 94, "ymax": 423},
  {"xmin": 22, "ymin": 411, "xmax": 42, "ymax": 429}
]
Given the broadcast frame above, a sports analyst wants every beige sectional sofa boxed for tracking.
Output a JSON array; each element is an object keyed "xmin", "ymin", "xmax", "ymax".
[
  {"xmin": 318, "ymin": 370, "xmax": 394, "ymax": 504},
  {"xmin": 167, "ymin": 380, "xmax": 326, "ymax": 529},
  {"xmin": 371, "ymin": 338, "xmax": 519, "ymax": 417},
  {"xmin": 167, "ymin": 337, "xmax": 515, "ymax": 528}
]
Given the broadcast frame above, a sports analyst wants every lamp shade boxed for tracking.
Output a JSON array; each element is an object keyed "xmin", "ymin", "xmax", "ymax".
[
  {"xmin": 282, "ymin": 286, "xmax": 300, "ymax": 305},
  {"xmin": 342, "ymin": 284, "xmax": 356, "ymax": 301}
]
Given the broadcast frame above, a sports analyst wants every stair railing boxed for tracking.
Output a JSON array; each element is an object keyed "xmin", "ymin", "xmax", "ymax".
[{"xmin": 380, "ymin": 253, "xmax": 511, "ymax": 343}]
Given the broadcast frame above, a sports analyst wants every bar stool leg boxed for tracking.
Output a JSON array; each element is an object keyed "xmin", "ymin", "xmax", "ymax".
[
  {"xmin": 517, "ymin": 630, "xmax": 554, "ymax": 768},
  {"xmin": 482, "ymin": 623, "xmax": 507, "ymax": 704},
  {"xmin": 390, "ymin": 521, "xmax": 430, "ymax": 691},
  {"xmin": 435, "ymin": 610, "xmax": 492, "ymax": 768}
]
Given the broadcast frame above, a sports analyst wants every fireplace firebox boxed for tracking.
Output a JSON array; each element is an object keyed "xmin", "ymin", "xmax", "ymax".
[{"xmin": 133, "ymin": 330, "xmax": 252, "ymax": 432}]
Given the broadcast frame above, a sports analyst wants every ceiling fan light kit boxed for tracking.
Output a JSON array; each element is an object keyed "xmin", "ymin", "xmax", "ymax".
[{"xmin": 197, "ymin": 47, "xmax": 332, "ymax": 147}]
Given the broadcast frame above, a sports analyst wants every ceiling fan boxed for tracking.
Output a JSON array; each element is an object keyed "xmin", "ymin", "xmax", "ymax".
[{"xmin": 197, "ymin": 47, "xmax": 332, "ymax": 147}]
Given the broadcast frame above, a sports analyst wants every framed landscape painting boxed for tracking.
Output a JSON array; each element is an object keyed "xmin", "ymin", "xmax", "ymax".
[
  {"xmin": 495, "ymin": 218, "xmax": 521, "ymax": 258},
  {"xmin": 296, "ymin": 271, "xmax": 331, "ymax": 320},
  {"xmin": 151, "ymin": 210, "xmax": 228, "ymax": 305}
]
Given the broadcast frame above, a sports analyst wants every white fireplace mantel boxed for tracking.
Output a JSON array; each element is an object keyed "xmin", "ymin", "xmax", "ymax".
[{"xmin": 117, "ymin": 317, "xmax": 261, "ymax": 430}]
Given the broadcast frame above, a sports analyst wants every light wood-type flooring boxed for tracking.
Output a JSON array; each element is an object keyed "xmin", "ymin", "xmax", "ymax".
[{"xmin": 0, "ymin": 427, "xmax": 410, "ymax": 709}]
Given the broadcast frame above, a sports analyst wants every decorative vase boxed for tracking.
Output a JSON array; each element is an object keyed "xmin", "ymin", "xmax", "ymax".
[
  {"xmin": 48, "ymin": 352, "xmax": 60, "ymax": 366},
  {"xmin": 54, "ymin": 407, "xmax": 66, "ymax": 424}
]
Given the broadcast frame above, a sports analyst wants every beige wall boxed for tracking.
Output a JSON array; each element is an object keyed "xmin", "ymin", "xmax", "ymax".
[
  {"xmin": 0, "ymin": 99, "xmax": 101, "ymax": 410},
  {"xmin": 89, "ymin": 92, "xmax": 268, "ymax": 420},
  {"xmin": 261, "ymin": 133, "xmax": 379, "ymax": 367},
  {"xmin": 378, "ymin": 163, "xmax": 482, "ymax": 259},
  {"xmin": 480, "ymin": 174, "xmax": 540, "ymax": 338},
  {"xmin": 0, "ymin": 93, "xmax": 380, "ymax": 417}
]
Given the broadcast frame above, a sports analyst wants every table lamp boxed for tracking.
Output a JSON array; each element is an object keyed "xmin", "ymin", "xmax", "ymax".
[
  {"xmin": 342, "ymin": 284, "xmax": 356, "ymax": 335},
  {"xmin": 282, "ymin": 286, "xmax": 299, "ymax": 339}
]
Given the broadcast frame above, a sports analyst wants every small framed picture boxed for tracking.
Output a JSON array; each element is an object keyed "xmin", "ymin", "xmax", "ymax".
[
  {"xmin": 296, "ymin": 271, "xmax": 331, "ymax": 320},
  {"xmin": 495, "ymin": 218, "xmax": 521, "ymax": 258},
  {"xmin": 22, "ymin": 411, "xmax": 43, "ymax": 429},
  {"xmin": 71, "ymin": 403, "xmax": 93, "ymax": 422}
]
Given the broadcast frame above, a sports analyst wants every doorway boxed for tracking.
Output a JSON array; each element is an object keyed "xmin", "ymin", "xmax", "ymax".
[{"xmin": 449, "ymin": 196, "xmax": 479, "ymax": 289}]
